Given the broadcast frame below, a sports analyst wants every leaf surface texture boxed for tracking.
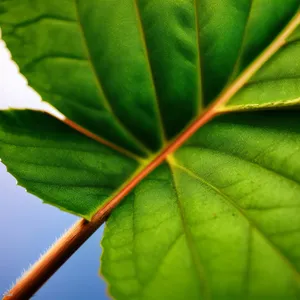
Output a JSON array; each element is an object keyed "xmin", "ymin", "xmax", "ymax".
[{"xmin": 0, "ymin": 1, "xmax": 300, "ymax": 299}]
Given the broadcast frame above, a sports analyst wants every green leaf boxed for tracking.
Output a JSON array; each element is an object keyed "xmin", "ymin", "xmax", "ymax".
[
  {"xmin": 225, "ymin": 22, "xmax": 300, "ymax": 111},
  {"xmin": 0, "ymin": 110, "xmax": 139, "ymax": 219},
  {"xmin": 0, "ymin": 0, "xmax": 165, "ymax": 154},
  {"xmin": 197, "ymin": 0, "xmax": 299, "ymax": 105},
  {"xmin": 102, "ymin": 111, "xmax": 300, "ymax": 300},
  {"xmin": 0, "ymin": 1, "xmax": 300, "ymax": 299}
]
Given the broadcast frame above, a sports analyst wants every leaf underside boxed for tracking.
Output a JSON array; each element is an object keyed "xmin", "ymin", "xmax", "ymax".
[{"xmin": 0, "ymin": 1, "xmax": 300, "ymax": 299}]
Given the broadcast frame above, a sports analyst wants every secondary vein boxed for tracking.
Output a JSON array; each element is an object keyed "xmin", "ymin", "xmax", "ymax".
[
  {"xmin": 73, "ymin": 0, "xmax": 151, "ymax": 156},
  {"xmin": 170, "ymin": 161, "xmax": 300, "ymax": 283},
  {"xmin": 227, "ymin": 0, "xmax": 254, "ymax": 82},
  {"xmin": 193, "ymin": 0, "xmax": 204, "ymax": 113},
  {"xmin": 133, "ymin": 0, "xmax": 167, "ymax": 145},
  {"xmin": 168, "ymin": 161, "xmax": 211, "ymax": 300}
]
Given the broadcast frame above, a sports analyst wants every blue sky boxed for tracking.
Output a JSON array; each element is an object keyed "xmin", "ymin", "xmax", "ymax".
[{"xmin": 0, "ymin": 39, "xmax": 109, "ymax": 299}]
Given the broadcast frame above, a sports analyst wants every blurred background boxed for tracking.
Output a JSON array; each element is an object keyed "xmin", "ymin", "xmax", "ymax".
[{"xmin": 0, "ymin": 39, "xmax": 109, "ymax": 299}]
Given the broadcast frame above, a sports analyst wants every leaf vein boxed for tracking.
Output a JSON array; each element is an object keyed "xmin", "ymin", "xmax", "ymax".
[
  {"xmin": 185, "ymin": 144, "xmax": 300, "ymax": 189},
  {"xmin": 193, "ymin": 0, "xmax": 204, "ymax": 112},
  {"xmin": 171, "ymin": 162, "xmax": 300, "ymax": 281},
  {"xmin": 168, "ymin": 162, "xmax": 211, "ymax": 300},
  {"xmin": 133, "ymin": 0, "xmax": 166, "ymax": 143},
  {"xmin": 73, "ymin": 0, "xmax": 150, "ymax": 155}
]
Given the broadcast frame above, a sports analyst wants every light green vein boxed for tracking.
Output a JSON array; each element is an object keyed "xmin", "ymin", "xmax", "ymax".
[
  {"xmin": 168, "ymin": 162, "xmax": 211, "ymax": 300},
  {"xmin": 170, "ymin": 161, "xmax": 300, "ymax": 284},
  {"xmin": 185, "ymin": 144, "xmax": 300, "ymax": 188}
]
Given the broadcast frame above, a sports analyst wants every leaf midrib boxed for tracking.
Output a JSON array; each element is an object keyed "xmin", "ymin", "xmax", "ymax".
[
  {"xmin": 61, "ymin": 9, "xmax": 300, "ymax": 159},
  {"xmin": 46, "ymin": 10, "xmax": 300, "ymax": 224}
]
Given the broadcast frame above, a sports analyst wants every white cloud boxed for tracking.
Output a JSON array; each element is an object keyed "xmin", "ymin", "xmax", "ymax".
[
  {"xmin": 0, "ymin": 39, "xmax": 43, "ymax": 109},
  {"xmin": 0, "ymin": 39, "xmax": 64, "ymax": 119}
]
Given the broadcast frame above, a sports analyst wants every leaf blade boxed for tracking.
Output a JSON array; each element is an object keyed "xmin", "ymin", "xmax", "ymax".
[
  {"xmin": 0, "ymin": 0, "xmax": 168, "ymax": 153},
  {"xmin": 102, "ymin": 111, "xmax": 300, "ymax": 299},
  {"xmin": 225, "ymin": 30, "xmax": 300, "ymax": 111},
  {"xmin": 1, "ymin": 2, "xmax": 300, "ymax": 299},
  {"xmin": 0, "ymin": 110, "xmax": 139, "ymax": 219}
]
